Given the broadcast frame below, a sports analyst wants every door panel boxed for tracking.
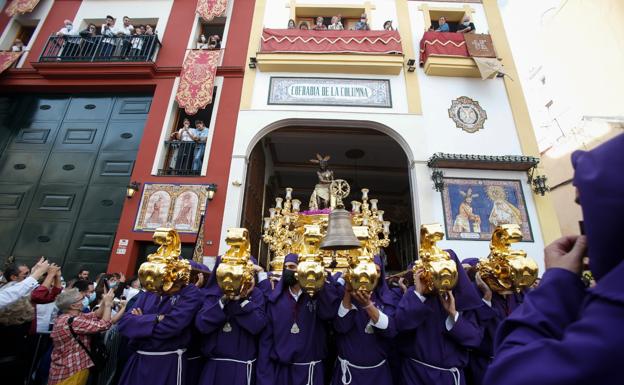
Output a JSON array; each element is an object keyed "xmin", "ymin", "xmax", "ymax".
[
  {"xmin": 0, "ymin": 151, "xmax": 48, "ymax": 183},
  {"xmin": 79, "ymin": 185, "xmax": 126, "ymax": 220},
  {"xmin": 0, "ymin": 94, "xmax": 151, "ymax": 275},
  {"xmin": 64, "ymin": 97, "xmax": 113, "ymax": 122},
  {"xmin": 40, "ymin": 152, "xmax": 97, "ymax": 183},
  {"xmin": 12, "ymin": 220, "xmax": 74, "ymax": 265}
]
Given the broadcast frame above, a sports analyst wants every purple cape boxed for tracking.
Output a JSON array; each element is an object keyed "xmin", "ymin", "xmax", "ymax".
[
  {"xmin": 484, "ymin": 134, "xmax": 624, "ymax": 385},
  {"xmin": 257, "ymin": 253, "xmax": 341, "ymax": 385},
  {"xmin": 330, "ymin": 255, "xmax": 398, "ymax": 385},
  {"xmin": 117, "ymin": 284, "xmax": 202, "ymax": 385},
  {"xmin": 395, "ymin": 249, "xmax": 484, "ymax": 385}
]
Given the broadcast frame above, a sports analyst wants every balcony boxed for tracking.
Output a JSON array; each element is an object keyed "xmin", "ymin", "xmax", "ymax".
[
  {"xmin": 255, "ymin": 29, "xmax": 404, "ymax": 75},
  {"xmin": 158, "ymin": 141, "xmax": 202, "ymax": 177},
  {"xmin": 32, "ymin": 35, "xmax": 162, "ymax": 79},
  {"xmin": 419, "ymin": 32, "xmax": 500, "ymax": 78},
  {"xmin": 39, "ymin": 35, "xmax": 160, "ymax": 62}
]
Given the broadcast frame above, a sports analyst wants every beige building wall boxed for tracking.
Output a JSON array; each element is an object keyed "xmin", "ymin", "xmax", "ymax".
[{"xmin": 501, "ymin": 0, "xmax": 624, "ymax": 235}]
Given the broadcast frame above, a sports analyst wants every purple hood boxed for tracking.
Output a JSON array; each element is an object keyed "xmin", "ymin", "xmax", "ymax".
[{"xmin": 572, "ymin": 134, "xmax": 624, "ymax": 280}]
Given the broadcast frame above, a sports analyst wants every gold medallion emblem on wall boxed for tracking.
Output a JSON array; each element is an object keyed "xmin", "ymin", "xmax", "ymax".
[{"xmin": 448, "ymin": 96, "xmax": 487, "ymax": 133}]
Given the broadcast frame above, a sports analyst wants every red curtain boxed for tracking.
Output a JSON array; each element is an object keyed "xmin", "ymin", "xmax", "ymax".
[
  {"xmin": 419, "ymin": 31, "xmax": 469, "ymax": 65},
  {"xmin": 5, "ymin": 0, "xmax": 41, "ymax": 16},
  {"xmin": 261, "ymin": 29, "xmax": 403, "ymax": 55},
  {"xmin": 0, "ymin": 52, "xmax": 22, "ymax": 74},
  {"xmin": 196, "ymin": 0, "xmax": 228, "ymax": 22},
  {"xmin": 176, "ymin": 50, "xmax": 220, "ymax": 115}
]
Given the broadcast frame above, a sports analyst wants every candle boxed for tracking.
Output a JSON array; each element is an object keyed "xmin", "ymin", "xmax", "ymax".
[
  {"xmin": 361, "ymin": 188, "xmax": 369, "ymax": 201},
  {"xmin": 269, "ymin": 208, "xmax": 276, "ymax": 218},
  {"xmin": 275, "ymin": 197, "xmax": 283, "ymax": 209},
  {"xmin": 351, "ymin": 201, "xmax": 361, "ymax": 213},
  {"xmin": 285, "ymin": 187, "xmax": 293, "ymax": 200},
  {"xmin": 383, "ymin": 221, "xmax": 391, "ymax": 234},
  {"xmin": 378, "ymin": 210, "xmax": 384, "ymax": 221},
  {"xmin": 370, "ymin": 199, "xmax": 378, "ymax": 211},
  {"xmin": 263, "ymin": 217, "xmax": 271, "ymax": 230},
  {"xmin": 292, "ymin": 199, "xmax": 301, "ymax": 212}
]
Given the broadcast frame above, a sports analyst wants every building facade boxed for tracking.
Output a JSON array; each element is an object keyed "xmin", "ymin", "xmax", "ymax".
[{"xmin": 0, "ymin": 0, "xmax": 560, "ymax": 277}]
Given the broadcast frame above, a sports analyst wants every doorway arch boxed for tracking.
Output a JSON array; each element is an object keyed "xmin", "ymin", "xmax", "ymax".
[{"xmin": 240, "ymin": 119, "xmax": 418, "ymax": 271}]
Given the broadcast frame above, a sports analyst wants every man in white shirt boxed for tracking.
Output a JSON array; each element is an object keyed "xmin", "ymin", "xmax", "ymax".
[
  {"xmin": 56, "ymin": 19, "xmax": 80, "ymax": 58},
  {"xmin": 100, "ymin": 15, "xmax": 118, "ymax": 58},
  {"xmin": 0, "ymin": 257, "xmax": 49, "ymax": 310},
  {"xmin": 118, "ymin": 16, "xmax": 134, "ymax": 58}
]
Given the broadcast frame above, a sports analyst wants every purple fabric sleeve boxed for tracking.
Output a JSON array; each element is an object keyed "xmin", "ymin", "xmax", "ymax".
[
  {"xmin": 256, "ymin": 317, "xmax": 276, "ymax": 385},
  {"xmin": 153, "ymin": 285, "xmax": 202, "ymax": 339},
  {"xmin": 445, "ymin": 309, "xmax": 483, "ymax": 348},
  {"xmin": 194, "ymin": 295, "xmax": 227, "ymax": 334},
  {"xmin": 395, "ymin": 289, "xmax": 434, "ymax": 332},
  {"xmin": 117, "ymin": 292, "xmax": 157, "ymax": 339},
  {"xmin": 227, "ymin": 288, "xmax": 267, "ymax": 335}
]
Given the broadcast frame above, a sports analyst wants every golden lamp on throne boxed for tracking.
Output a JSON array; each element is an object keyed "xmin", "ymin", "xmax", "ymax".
[{"xmin": 261, "ymin": 154, "xmax": 391, "ymax": 296}]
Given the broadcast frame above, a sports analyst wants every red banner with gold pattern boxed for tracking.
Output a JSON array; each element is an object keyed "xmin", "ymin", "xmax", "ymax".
[
  {"xmin": 176, "ymin": 50, "xmax": 220, "ymax": 115},
  {"xmin": 196, "ymin": 0, "xmax": 228, "ymax": 22},
  {"xmin": 0, "ymin": 52, "xmax": 22, "ymax": 74},
  {"xmin": 261, "ymin": 29, "xmax": 403, "ymax": 54},
  {"xmin": 419, "ymin": 31, "xmax": 468, "ymax": 65},
  {"xmin": 5, "ymin": 0, "xmax": 41, "ymax": 16}
]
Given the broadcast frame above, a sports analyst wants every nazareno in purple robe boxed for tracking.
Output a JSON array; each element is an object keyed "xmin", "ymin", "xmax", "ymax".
[
  {"xmin": 256, "ymin": 253, "xmax": 342, "ymax": 385},
  {"xmin": 330, "ymin": 255, "xmax": 399, "ymax": 385},
  {"xmin": 194, "ymin": 256, "xmax": 267, "ymax": 385},
  {"xmin": 484, "ymin": 134, "xmax": 624, "ymax": 385},
  {"xmin": 395, "ymin": 250, "xmax": 484, "ymax": 385},
  {"xmin": 117, "ymin": 283, "xmax": 202, "ymax": 385},
  {"xmin": 186, "ymin": 260, "xmax": 212, "ymax": 385},
  {"xmin": 461, "ymin": 257, "xmax": 524, "ymax": 385}
]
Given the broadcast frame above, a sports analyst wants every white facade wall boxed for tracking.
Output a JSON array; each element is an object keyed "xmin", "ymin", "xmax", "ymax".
[
  {"xmin": 217, "ymin": 0, "xmax": 546, "ymax": 271},
  {"xmin": 73, "ymin": 0, "xmax": 174, "ymax": 38}
]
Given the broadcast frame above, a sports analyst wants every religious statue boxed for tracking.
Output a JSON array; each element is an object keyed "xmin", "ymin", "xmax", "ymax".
[
  {"xmin": 308, "ymin": 153, "xmax": 334, "ymax": 210},
  {"xmin": 487, "ymin": 186, "xmax": 522, "ymax": 228}
]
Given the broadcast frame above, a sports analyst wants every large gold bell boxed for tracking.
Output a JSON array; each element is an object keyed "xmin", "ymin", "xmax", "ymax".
[{"xmin": 320, "ymin": 208, "xmax": 361, "ymax": 250}]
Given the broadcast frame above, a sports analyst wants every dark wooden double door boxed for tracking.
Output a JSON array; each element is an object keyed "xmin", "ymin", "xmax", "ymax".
[{"xmin": 0, "ymin": 94, "xmax": 152, "ymax": 277}]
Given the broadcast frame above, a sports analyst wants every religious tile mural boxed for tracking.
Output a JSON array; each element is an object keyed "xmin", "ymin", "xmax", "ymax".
[
  {"xmin": 134, "ymin": 183, "xmax": 208, "ymax": 233},
  {"xmin": 441, "ymin": 178, "xmax": 533, "ymax": 242}
]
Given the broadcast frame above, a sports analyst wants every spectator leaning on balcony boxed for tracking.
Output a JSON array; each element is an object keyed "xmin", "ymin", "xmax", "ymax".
[
  {"xmin": 197, "ymin": 34, "xmax": 209, "ymax": 49},
  {"xmin": 313, "ymin": 16, "xmax": 327, "ymax": 31},
  {"xmin": 11, "ymin": 38, "xmax": 24, "ymax": 52},
  {"xmin": 130, "ymin": 26, "xmax": 145, "ymax": 59},
  {"xmin": 100, "ymin": 15, "xmax": 119, "ymax": 58},
  {"xmin": 118, "ymin": 16, "xmax": 134, "ymax": 58},
  {"xmin": 57, "ymin": 19, "xmax": 80, "ymax": 58},
  {"xmin": 287, "ymin": 19, "xmax": 296, "ymax": 29},
  {"xmin": 456, "ymin": 15, "xmax": 476, "ymax": 33},
  {"xmin": 383, "ymin": 20, "xmax": 395, "ymax": 31},
  {"xmin": 298, "ymin": 21, "xmax": 309, "ymax": 30},
  {"xmin": 207, "ymin": 34, "xmax": 221, "ymax": 49},
  {"xmin": 435, "ymin": 16, "xmax": 450, "ymax": 32},
  {"xmin": 192, "ymin": 120, "xmax": 209, "ymax": 173},
  {"xmin": 169, "ymin": 118, "xmax": 196, "ymax": 171},
  {"xmin": 328, "ymin": 16, "xmax": 344, "ymax": 30},
  {"xmin": 355, "ymin": 13, "xmax": 371, "ymax": 31}
]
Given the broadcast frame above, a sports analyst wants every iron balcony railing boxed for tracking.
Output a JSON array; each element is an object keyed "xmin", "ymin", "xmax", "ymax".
[
  {"xmin": 158, "ymin": 141, "xmax": 203, "ymax": 176},
  {"xmin": 39, "ymin": 34, "xmax": 161, "ymax": 62}
]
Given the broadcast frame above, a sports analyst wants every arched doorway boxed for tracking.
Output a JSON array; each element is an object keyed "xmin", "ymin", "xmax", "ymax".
[{"xmin": 241, "ymin": 123, "xmax": 416, "ymax": 272}]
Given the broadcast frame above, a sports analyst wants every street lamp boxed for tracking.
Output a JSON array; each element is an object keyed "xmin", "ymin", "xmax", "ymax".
[
  {"xmin": 206, "ymin": 183, "xmax": 218, "ymax": 200},
  {"xmin": 431, "ymin": 170, "xmax": 444, "ymax": 192},
  {"xmin": 126, "ymin": 181, "xmax": 140, "ymax": 198}
]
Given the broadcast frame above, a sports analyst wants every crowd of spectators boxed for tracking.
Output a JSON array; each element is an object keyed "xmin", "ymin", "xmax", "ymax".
[
  {"xmin": 285, "ymin": 13, "xmax": 475, "ymax": 33},
  {"xmin": 52, "ymin": 15, "xmax": 158, "ymax": 60},
  {"xmin": 0, "ymin": 258, "xmax": 141, "ymax": 385}
]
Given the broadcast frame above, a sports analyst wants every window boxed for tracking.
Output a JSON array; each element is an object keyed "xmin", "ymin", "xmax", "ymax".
[
  {"xmin": 291, "ymin": 5, "xmax": 370, "ymax": 30},
  {"xmin": 419, "ymin": 5, "xmax": 474, "ymax": 32},
  {"xmin": 193, "ymin": 16, "xmax": 226, "ymax": 50},
  {"xmin": 0, "ymin": 18, "xmax": 39, "ymax": 51},
  {"xmin": 159, "ymin": 90, "xmax": 217, "ymax": 176}
]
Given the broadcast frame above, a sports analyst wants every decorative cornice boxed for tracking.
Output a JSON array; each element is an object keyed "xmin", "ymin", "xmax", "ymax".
[{"xmin": 427, "ymin": 152, "xmax": 539, "ymax": 171}]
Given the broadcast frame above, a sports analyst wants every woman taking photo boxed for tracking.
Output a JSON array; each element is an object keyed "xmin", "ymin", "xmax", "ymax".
[{"xmin": 48, "ymin": 288, "xmax": 114, "ymax": 385}]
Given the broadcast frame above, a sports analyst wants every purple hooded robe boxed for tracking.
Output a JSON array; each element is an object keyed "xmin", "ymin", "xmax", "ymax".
[
  {"xmin": 484, "ymin": 134, "xmax": 624, "ymax": 385},
  {"xmin": 194, "ymin": 256, "xmax": 267, "ymax": 385},
  {"xmin": 461, "ymin": 258, "xmax": 523, "ymax": 385},
  {"xmin": 395, "ymin": 250, "xmax": 484, "ymax": 385},
  {"xmin": 256, "ymin": 253, "xmax": 342, "ymax": 385},
  {"xmin": 117, "ymin": 283, "xmax": 202, "ymax": 385},
  {"xmin": 331, "ymin": 255, "xmax": 399, "ymax": 385}
]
